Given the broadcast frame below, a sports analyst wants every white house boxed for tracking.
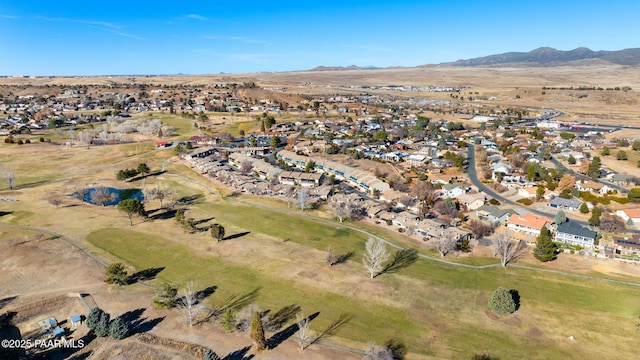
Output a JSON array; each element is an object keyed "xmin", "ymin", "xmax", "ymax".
[
  {"xmin": 555, "ymin": 221, "xmax": 598, "ymax": 249},
  {"xmin": 615, "ymin": 209, "xmax": 640, "ymax": 225}
]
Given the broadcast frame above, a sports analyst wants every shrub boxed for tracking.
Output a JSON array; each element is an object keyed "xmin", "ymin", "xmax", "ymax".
[
  {"xmin": 516, "ymin": 198, "xmax": 533, "ymax": 206},
  {"xmin": 488, "ymin": 287, "xmax": 517, "ymax": 314},
  {"xmin": 17, "ymin": 139, "xmax": 23, "ymax": 145},
  {"xmin": 203, "ymin": 349, "xmax": 221, "ymax": 360},
  {"xmin": 39, "ymin": 137, "xmax": 45, "ymax": 142},
  {"xmin": 24, "ymin": 139, "xmax": 30, "ymax": 143}
]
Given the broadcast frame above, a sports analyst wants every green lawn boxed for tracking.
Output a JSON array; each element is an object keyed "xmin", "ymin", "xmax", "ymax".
[{"xmin": 86, "ymin": 200, "xmax": 640, "ymax": 359}]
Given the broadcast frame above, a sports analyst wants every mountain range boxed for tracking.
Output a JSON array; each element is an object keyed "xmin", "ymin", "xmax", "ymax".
[
  {"xmin": 443, "ymin": 47, "xmax": 640, "ymax": 66},
  {"xmin": 309, "ymin": 47, "xmax": 640, "ymax": 71}
]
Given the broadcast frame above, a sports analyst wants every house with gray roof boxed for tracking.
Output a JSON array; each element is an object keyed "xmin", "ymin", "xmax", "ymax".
[
  {"xmin": 548, "ymin": 197, "xmax": 583, "ymax": 211},
  {"xmin": 475, "ymin": 205, "xmax": 513, "ymax": 225},
  {"xmin": 555, "ymin": 221, "xmax": 597, "ymax": 249}
]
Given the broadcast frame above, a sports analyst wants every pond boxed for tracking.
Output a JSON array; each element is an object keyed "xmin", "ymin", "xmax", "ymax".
[{"xmin": 78, "ymin": 187, "xmax": 144, "ymax": 206}]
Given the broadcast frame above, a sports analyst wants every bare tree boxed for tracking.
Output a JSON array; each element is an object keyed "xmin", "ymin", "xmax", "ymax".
[
  {"xmin": 48, "ymin": 196, "xmax": 63, "ymax": 208},
  {"xmin": 235, "ymin": 303, "xmax": 262, "ymax": 332},
  {"xmin": 77, "ymin": 129, "xmax": 95, "ymax": 148},
  {"xmin": 329, "ymin": 198, "xmax": 360, "ymax": 223},
  {"xmin": 297, "ymin": 188, "xmax": 310, "ymax": 211},
  {"xmin": 397, "ymin": 195, "xmax": 416, "ymax": 209},
  {"xmin": 4, "ymin": 167, "xmax": 15, "ymax": 190},
  {"xmin": 493, "ymin": 233, "xmax": 527, "ymax": 267},
  {"xmin": 239, "ymin": 161, "xmax": 253, "ymax": 174},
  {"xmin": 599, "ymin": 213, "xmax": 626, "ymax": 233},
  {"xmin": 434, "ymin": 229, "xmax": 457, "ymax": 257},
  {"xmin": 467, "ymin": 219, "xmax": 493, "ymax": 239},
  {"xmin": 91, "ymin": 187, "xmax": 116, "ymax": 206},
  {"xmin": 145, "ymin": 184, "xmax": 173, "ymax": 208},
  {"xmin": 362, "ymin": 238, "xmax": 390, "ymax": 279},
  {"xmin": 326, "ymin": 246, "xmax": 338, "ymax": 266},
  {"xmin": 178, "ymin": 281, "xmax": 203, "ymax": 327},
  {"xmin": 363, "ymin": 341, "xmax": 394, "ymax": 360},
  {"xmin": 293, "ymin": 313, "xmax": 313, "ymax": 350}
]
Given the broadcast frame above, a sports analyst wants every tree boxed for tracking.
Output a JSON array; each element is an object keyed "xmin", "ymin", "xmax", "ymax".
[
  {"xmin": 94, "ymin": 311, "xmax": 111, "ymax": 337},
  {"xmin": 633, "ymin": 141, "xmax": 640, "ymax": 151},
  {"xmin": 3, "ymin": 167, "xmax": 14, "ymax": 190},
  {"xmin": 48, "ymin": 196, "xmax": 63, "ymax": 208},
  {"xmin": 269, "ymin": 135, "xmax": 281, "ymax": 148},
  {"xmin": 600, "ymin": 213, "xmax": 626, "ymax": 233},
  {"xmin": 493, "ymin": 234, "xmax": 526, "ymax": 267},
  {"xmin": 203, "ymin": 349, "xmax": 221, "ymax": 360},
  {"xmin": 363, "ymin": 238, "xmax": 390, "ymax": 279},
  {"xmin": 297, "ymin": 188, "xmax": 310, "ymax": 211},
  {"xmin": 293, "ymin": 313, "xmax": 312, "ymax": 350},
  {"xmin": 118, "ymin": 198, "xmax": 147, "ymax": 226},
  {"xmin": 589, "ymin": 207, "xmax": 602, "ymax": 226},
  {"xmin": 117, "ymin": 168, "xmax": 139, "ymax": 181},
  {"xmin": 588, "ymin": 156, "xmax": 601, "ymax": 179},
  {"xmin": 629, "ymin": 188, "xmax": 640, "ymax": 202},
  {"xmin": 557, "ymin": 174, "xmax": 576, "ymax": 191},
  {"xmin": 526, "ymin": 163, "xmax": 537, "ymax": 181},
  {"xmin": 210, "ymin": 223, "xmax": 225, "ymax": 242},
  {"xmin": 178, "ymin": 280, "xmax": 203, "ymax": 327},
  {"xmin": 77, "ymin": 130, "xmax": 95, "ymax": 148},
  {"xmin": 145, "ymin": 184, "xmax": 173, "ymax": 208},
  {"xmin": 567, "ymin": 155, "xmax": 576, "ymax": 165},
  {"xmin": 330, "ymin": 198, "xmax": 360, "ymax": 223},
  {"xmin": 109, "ymin": 316, "xmax": 129, "ymax": 340},
  {"xmin": 363, "ymin": 341, "xmax": 394, "ymax": 360},
  {"xmin": 488, "ymin": 287, "xmax": 517, "ymax": 314},
  {"xmin": 86, "ymin": 307, "xmax": 105, "ymax": 330},
  {"xmin": 579, "ymin": 202, "xmax": 589, "ymax": 214},
  {"xmin": 91, "ymin": 187, "xmax": 116, "ymax": 206},
  {"xmin": 434, "ymin": 229, "xmax": 457, "ymax": 257},
  {"xmin": 467, "ymin": 219, "xmax": 493, "ymax": 239},
  {"xmin": 535, "ymin": 185, "xmax": 545, "ymax": 201},
  {"xmin": 153, "ymin": 282, "xmax": 178, "ymax": 309},
  {"xmin": 220, "ymin": 309, "xmax": 236, "ymax": 332},
  {"xmin": 533, "ymin": 227, "xmax": 556, "ymax": 262},
  {"xmin": 617, "ymin": 150, "xmax": 628, "ymax": 160},
  {"xmin": 105, "ymin": 263, "xmax": 129, "ymax": 285},
  {"xmin": 555, "ymin": 210, "xmax": 567, "ymax": 224},
  {"xmin": 601, "ymin": 146, "xmax": 610, "ymax": 156},
  {"xmin": 250, "ymin": 311, "xmax": 267, "ymax": 351},
  {"xmin": 137, "ymin": 163, "xmax": 151, "ymax": 176}
]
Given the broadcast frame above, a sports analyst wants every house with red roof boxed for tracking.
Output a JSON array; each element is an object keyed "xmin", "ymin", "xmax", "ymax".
[
  {"xmin": 507, "ymin": 213, "xmax": 554, "ymax": 236},
  {"xmin": 615, "ymin": 209, "xmax": 640, "ymax": 225}
]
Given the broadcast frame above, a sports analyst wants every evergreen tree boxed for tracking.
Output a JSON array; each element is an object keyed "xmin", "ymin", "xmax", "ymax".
[
  {"xmin": 94, "ymin": 312, "xmax": 111, "ymax": 337},
  {"xmin": 589, "ymin": 207, "xmax": 602, "ymax": 226},
  {"xmin": 221, "ymin": 309, "xmax": 236, "ymax": 332},
  {"xmin": 86, "ymin": 307, "xmax": 105, "ymax": 330},
  {"xmin": 488, "ymin": 287, "xmax": 517, "ymax": 314},
  {"xmin": 109, "ymin": 316, "xmax": 129, "ymax": 340},
  {"xmin": 555, "ymin": 210, "xmax": 567, "ymax": 224},
  {"xmin": 250, "ymin": 311, "xmax": 267, "ymax": 351},
  {"xmin": 153, "ymin": 282, "xmax": 178, "ymax": 309},
  {"xmin": 210, "ymin": 224, "xmax": 225, "ymax": 243},
  {"xmin": 105, "ymin": 263, "xmax": 129, "ymax": 285},
  {"xmin": 579, "ymin": 202, "xmax": 589, "ymax": 214},
  {"xmin": 202, "ymin": 349, "xmax": 221, "ymax": 360},
  {"xmin": 533, "ymin": 227, "xmax": 556, "ymax": 262}
]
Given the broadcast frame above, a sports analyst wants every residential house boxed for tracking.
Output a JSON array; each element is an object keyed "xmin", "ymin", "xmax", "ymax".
[
  {"xmin": 457, "ymin": 192, "xmax": 486, "ymax": 210},
  {"xmin": 608, "ymin": 173, "xmax": 636, "ymax": 186},
  {"xmin": 548, "ymin": 197, "xmax": 583, "ymax": 211},
  {"xmin": 507, "ymin": 213, "xmax": 553, "ymax": 236},
  {"xmin": 406, "ymin": 154, "xmax": 427, "ymax": 167},
  {"xmin": 615, "ymin": 209, "xmax": 640, "ymax": 225},
  {"xmin": 575, "ymin": 180, "xmax": 611, "ymax": 195},
  {"xmin": 491, "ymin": 163, "xmax": 513, "ymax": 180},
  {"xmin": 612, "ymin": 235, "xmax": 640, "ymax": 256},
  {"xmin": 439, "ymin": 183, "xmax": 470, "ymax": 198},
  {"xmin": 555, "ymin": 221, "xmax": 598, "ymax": 249},
  {"xmin": 476, "ymin": 205, "xmax": 513, "ymax": 225},
  {"xmin": 278, "ymin": 171, "xmax": 324, "ymax": 188},
  {"xmin": 518, "ymin": 187, "xmax": 538, "ymax": 199}
]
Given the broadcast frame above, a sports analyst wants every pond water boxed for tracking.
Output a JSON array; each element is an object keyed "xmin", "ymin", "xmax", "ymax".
[{"xmin": 79, "ymin": 187, "xmax": 144, "ymax": 206}]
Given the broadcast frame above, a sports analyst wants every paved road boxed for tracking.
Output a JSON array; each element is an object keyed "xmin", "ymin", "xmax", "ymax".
[
  {"xmin": 549, "ymin": 155, "xmax": 629, "ymax": 194},
  {"xmin": 467, "ymin": 146, "xmax": 640, "ymax": 235}
]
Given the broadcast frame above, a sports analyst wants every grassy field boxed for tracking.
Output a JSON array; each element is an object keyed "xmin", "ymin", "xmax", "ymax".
[
  {"xmin": 84, "ymin": 194, "xmax": 640, "ymax": 359},
  {"xmin": 3, "ymin": 125, "xmax": 640, "ymax": 358}
]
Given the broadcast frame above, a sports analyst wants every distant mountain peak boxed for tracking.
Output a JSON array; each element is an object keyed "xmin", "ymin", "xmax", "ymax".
[{"xmin": 442, "ymin": 47, "xmax": 640, "ymax": 67}]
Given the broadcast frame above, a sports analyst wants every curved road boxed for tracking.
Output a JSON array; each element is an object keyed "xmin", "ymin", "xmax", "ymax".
[{"xmin": 467, "ymin": 145, "xmax": 640, "ymax": 235}]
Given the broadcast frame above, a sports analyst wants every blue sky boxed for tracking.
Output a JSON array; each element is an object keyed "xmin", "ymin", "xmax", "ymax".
[{"xmin": 1, "ymin": 0, "xmax": 638, "ymax": 76}]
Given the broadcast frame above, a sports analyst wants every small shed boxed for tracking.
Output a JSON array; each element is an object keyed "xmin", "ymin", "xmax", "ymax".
[
  {"xmin": 52, "ymin": 327, "xmax": 65, "ymax": 338},
  {"xmin": 69, "ymin": 314, "xmax": 82, "ymax": 328}
]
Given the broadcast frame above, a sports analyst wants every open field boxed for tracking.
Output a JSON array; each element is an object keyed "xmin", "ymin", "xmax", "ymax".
[{"xmin": 2, "ymin": 136, "xmax": 640, "ymax": 359}]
